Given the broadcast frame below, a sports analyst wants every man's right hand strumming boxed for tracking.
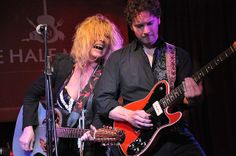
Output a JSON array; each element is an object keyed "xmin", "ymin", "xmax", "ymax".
[{"xmin": 109, "ymin": 106, "xmax": 153, "ymax": 129}]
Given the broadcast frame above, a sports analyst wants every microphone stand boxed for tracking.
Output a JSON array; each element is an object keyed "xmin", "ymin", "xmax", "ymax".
[{"xmin": 41, "ymin": 25, "xmax": 58, "ymax": 156}]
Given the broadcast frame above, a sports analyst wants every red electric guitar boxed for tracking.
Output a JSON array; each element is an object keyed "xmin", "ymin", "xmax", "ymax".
[{"xmin": 114, "ymin": 42, "xmax": 236, "ymax": 156}]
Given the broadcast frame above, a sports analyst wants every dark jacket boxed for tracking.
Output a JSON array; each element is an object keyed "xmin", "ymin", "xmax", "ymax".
[{"xmin": 22, "ymin": 53, "xmax": 74, "ymax": 128}]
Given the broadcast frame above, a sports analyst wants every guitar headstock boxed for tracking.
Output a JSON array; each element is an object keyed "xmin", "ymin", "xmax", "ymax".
[{"xmin": 92, "ymin": 126, "xmax": 125, "ymax": 146}]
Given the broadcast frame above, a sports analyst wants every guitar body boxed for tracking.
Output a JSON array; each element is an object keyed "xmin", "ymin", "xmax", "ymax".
[
  {"xmin": 114, "ymin": 80, "xmax": 182, "ymax": 156},
  {"xmin": 13, "ymin": 102, "xmax": 71, "ymax": 156},
  {"xmin": 13, "ymin": 102, "xmax": 49, "ymax": 156}
]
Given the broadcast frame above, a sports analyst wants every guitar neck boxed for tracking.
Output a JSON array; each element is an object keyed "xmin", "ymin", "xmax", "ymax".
[
  {"xmin": 159, "ymin": 45, "xmax": 236, "ymax": 108},
  {"xmin": 192, "ymin": 46, "xmax": 235, "ymax": 82},
  {"xmin": 55, "ymin": 126, "xmax": 125, "ymax": 144},
  {"xmin": 56, "ymin": 127, "xmax": 89, "ymax": 138}
]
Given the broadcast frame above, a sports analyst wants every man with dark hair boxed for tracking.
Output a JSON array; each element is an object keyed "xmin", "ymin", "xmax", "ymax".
[{"xmin": 93, "ymin": 0, "xmax": 206, "ymax": 155}]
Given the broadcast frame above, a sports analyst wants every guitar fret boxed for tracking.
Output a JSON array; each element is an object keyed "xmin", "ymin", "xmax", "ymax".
[
  {"xmin": 68, "ymin": 129, "xmax": 71, "ymax": 137},
  {"xmin": 74, "ymin": 129, "xmax": 77, "ymax": 137},
  {"xmin": 214, "ymin": 59, "xmax": 220, "ymax": 66},
  {"xmin": 170, "ymin": 94, "xmax": 175, "ymax": 101},
  {"xmin": 178, "ymin": 85, "xmax": 184, "ymax": 94},
  {"xmin": 166, "ymin": 97, "xmax": 170, "ymax": 104},
  {"xmin": 203, "ymin": 68, "xmax": 208, "ymax": 75},
  {"xmin": 210, "ymin": 62, "xmax": 215, "ymax": 69},
  {"xmin": 225, "ymin": 51, "xmax": 229, "ymax": 57},
  {"xmin": 75, "ymin": 128, "xmax": 79, "ymax": 137},
  {"xmin": 207, "ymin": 65, "xmax": 212, "ymax": 70},
  {"xmin": 219, "ymin": 57, "xmax": 222, "ymax": 62},
  {"xmin": 159, "ymin": 99, "xmax": 166, "ymax": 108},
  {"xmin": 173, "ymin": 90, "xmax": 178, "ymax": 98},
  {"xmin": 72, "ymin": 128, "xmax": 75, "ymax": 137}
]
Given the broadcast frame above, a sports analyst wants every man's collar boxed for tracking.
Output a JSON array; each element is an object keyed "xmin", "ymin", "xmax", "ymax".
[{"xmin": 131, "ymin": 38, "xmax": 165, "ymax": 51}]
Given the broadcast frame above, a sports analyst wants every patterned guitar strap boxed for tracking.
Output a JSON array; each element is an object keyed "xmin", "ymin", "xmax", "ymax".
[
  {"xmin": 165, "ymin": 43, "xmax": 176, "ymax": 90},
  {"xmin": 152, "ymin": 42, "xmax": 180, "ymax": 134},
  {"xmin": 72, "ymin": 61, "xmax": 103, "ymax": 155},
  {"xmin": 152, "ymin": 42, "xmax": 176, "ymax": 91},
  {"xmin": 73, "ymin": 63, "xmax": 103, "ymax": 113}
]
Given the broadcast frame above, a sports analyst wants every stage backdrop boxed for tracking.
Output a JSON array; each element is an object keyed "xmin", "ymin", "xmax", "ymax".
[{"xmin": 0, "ymin": 0, "xmax": 128, "ymax": 122}]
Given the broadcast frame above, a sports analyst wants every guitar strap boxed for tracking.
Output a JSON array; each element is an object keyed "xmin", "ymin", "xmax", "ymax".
[
  {"xmin": 152, "ymin": 42, "xmax": 176, "ymax": 90},
  {"xmin": 73, "ymin": 61, "xmax": 103, "ymax": 113},
  {"xmin": 165, "ymin": 43, "xmax": 176, "ymax": 90},
  {"xmin": 73, "ymin": 61, "xmax": 103, "ymax": 154}
]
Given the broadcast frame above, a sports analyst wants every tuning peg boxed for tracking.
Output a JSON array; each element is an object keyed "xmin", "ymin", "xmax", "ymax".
[{"xmin": 103, "ymin": 125, "xmax": 109, "ymax": 129}]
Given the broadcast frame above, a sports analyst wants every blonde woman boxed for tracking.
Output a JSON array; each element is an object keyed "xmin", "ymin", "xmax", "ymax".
[{"xmin": 19, "ymin": 14, "xmax": 123, "ymax": 156}]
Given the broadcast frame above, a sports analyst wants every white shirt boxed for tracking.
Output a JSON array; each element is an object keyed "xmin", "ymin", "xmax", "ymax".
[{"xmin": 143, "ymin": 46, "xmax": 156, "ymax": 67}]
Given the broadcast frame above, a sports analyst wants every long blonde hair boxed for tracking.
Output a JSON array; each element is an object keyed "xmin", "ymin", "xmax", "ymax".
[{"xmin": 71, "ymin": 14, "xmax": 123, "ymax": 68}]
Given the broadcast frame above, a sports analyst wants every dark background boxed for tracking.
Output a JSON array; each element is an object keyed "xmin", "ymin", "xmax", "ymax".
[
  {"xmin": 1, "ymin": 0, "xmax": 236, "ymax": 156},
  {"xmin": 160, "ymin": 1, "xmax": 236, "ymax": 156}
]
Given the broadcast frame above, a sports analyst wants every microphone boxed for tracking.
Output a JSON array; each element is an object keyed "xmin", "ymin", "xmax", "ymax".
[{"xmin": 36, "ymin": 24, "xmax": 47, "ymax": 35}]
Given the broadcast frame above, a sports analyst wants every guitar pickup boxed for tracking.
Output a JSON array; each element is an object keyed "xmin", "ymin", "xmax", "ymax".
[{"xmin": 152, "ymin": 101, "xmax": 163, "ymax": 116}]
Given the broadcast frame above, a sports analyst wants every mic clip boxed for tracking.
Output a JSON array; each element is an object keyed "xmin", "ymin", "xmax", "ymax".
[{"xmin": 36, "ymin": 24, "xmax": 47, "ymax": 35}]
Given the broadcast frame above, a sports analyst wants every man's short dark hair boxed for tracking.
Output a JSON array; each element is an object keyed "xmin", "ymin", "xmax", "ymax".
[{"xmin": 124, "ymin": 0, "xmax": 161, "ymax": 26}]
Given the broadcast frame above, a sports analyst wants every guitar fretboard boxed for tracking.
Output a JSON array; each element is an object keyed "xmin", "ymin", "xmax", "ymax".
[
  {"xmin": 56, "ymin": 127, "xmax": 88, "ymax": 138},
  {"xmin": 151, "ymin": 45, "xmax": 235, "ymax": 110},
  {"xmin": 192, "ymin": 46, "xmax": 235, "ymax": 82}
]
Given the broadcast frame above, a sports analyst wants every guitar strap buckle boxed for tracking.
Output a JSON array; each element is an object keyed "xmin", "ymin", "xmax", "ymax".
[{"xmin": 77, "ymin": 109, "xmax": 86, "ymax": 155}]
